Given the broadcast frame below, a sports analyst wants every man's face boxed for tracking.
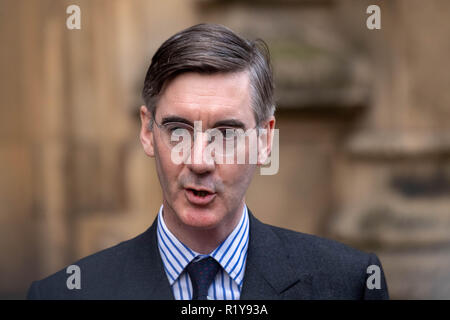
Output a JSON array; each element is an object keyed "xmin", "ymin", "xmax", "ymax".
[{"xmin": 140, "ymin": 71, "xmax": 266, "ymax": 232}]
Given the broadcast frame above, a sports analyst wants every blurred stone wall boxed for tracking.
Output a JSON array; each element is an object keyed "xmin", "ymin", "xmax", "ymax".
[
  {"xmin": 1, "ymin": 0, "xmax": 449, "ymax": 299},
  {"xmin": 0, "ymin": 0, "xmax": 196, "ymax": 298}
]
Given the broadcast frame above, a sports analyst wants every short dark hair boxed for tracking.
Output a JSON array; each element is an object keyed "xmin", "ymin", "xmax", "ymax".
[{"xmin": 141, "ymin": 23, "xmax": 275, "ymax": 126}]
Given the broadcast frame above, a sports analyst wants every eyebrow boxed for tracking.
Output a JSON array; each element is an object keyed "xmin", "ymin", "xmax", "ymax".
[
  {"xmin": 161, "ymin": 116, "xmax": 247, "ymax": 129},
  {"xmin": 212, "ymin": 119, "xmax": 246, "ymax": 129},
  {"xmin": 161, "ymin": 116, "xmax": 194, "ymax": 126}
]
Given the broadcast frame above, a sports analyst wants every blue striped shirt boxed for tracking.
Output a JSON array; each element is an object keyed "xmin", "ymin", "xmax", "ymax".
[{"xmin": 156, "ymin": 204, "xmax": 249, "ymax": 300}]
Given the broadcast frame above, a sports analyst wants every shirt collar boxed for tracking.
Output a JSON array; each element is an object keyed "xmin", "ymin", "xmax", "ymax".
[{"xmin": 157, "ymin": 204, "xmax": 249, "ymax": 287}]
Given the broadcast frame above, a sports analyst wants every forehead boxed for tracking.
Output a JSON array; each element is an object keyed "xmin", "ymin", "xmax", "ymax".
[{"xmin": 156, "ymin": 71, "xmax": 254, "ymax": 124}]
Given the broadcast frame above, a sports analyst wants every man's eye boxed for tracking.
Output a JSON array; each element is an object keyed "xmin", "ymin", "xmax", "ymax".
[
  {"xmin": 165, "ymin": 123, "xmax": 191, "ymax": 133},
  {"xmin": 219, "ymin": 128, "xmax": 237, "ymax": 139},
  {"xmin": 167, "ymin": 126, "xmax": 182, "ymax": 132}
]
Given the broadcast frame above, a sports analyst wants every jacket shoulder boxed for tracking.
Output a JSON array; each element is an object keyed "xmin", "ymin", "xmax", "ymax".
[
  {"xmin": 265, "ymin": 224, "xmax": 388, "ymax": 299},
  {"xmin": 269, "ymin": 224, "xmax": 369, "ymax": 261},
  {"xmin": 27, "ymin": 229, "xmax": 150, "ymax": 299}
]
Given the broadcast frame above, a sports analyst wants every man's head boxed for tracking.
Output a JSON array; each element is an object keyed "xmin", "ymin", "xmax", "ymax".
[
  {"xmin": 139, "ymin": 24, "xmax": 275, "ymax": 239},
  {"xmin": 142, "ymin": 23, "xmax": 275, "ymax": 127}
]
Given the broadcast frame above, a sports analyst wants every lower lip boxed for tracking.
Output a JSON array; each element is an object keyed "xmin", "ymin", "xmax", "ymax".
[{"xmin": 184, "ymin": 189, "xmax": 216, "ymax": 206}]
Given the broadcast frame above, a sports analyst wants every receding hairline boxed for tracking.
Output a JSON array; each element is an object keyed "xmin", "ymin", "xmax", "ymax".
[
  {"xmin": 152, "ymin": 71, "xmax": 261, "ymax": 131},
  {"xmin": 149, "ymin": 69, "xmax": 253, "ymax": 115}
]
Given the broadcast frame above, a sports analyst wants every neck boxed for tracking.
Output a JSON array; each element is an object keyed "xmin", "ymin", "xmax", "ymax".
[{"xmin": 161, "ymin": 201, "xmax": 245, "ymax": 254}]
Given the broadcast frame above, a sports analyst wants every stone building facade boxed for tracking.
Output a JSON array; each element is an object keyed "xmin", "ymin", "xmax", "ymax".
[{"xmin": 1, "ymin": 0, "xmax": 449, "ymax": 298}]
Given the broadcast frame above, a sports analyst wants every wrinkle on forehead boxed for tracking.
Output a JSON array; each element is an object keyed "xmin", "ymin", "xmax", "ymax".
[{"xmin": 156, "ymin": 71, "xmax": 253, "ymax": 125}]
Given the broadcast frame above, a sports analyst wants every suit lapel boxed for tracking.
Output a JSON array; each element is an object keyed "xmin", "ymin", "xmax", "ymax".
[
  {"xmin": 119, "ymin": 217, "xmax": 174, "ymax": 300},
  {"xmin": 240, "ymin": 211, "xmax": 313, "ymax": 300}
]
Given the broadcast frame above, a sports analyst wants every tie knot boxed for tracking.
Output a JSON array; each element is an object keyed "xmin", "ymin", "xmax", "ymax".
[{"xmin": 186, "ymin": 257, "xmax": 221, "ymax": 300}]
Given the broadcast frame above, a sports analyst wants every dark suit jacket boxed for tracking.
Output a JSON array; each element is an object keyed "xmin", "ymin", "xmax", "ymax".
[{"xmin": 27, "ymin": 210, "xmax": 389, "ymax": 299}]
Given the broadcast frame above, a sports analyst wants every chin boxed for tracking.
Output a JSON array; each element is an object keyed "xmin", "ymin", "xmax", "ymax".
[{"xmin": 180, "ymin": 207, "xmax": 222, "ymax": 230}]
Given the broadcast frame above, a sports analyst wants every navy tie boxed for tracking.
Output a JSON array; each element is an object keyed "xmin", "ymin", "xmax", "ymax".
[{"xmin": 186, "ymin": 257, "xmax": 221, "ymax": 300}]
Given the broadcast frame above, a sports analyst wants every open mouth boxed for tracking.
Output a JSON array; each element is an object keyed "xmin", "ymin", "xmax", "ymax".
[
  {"xmin": 187, "ymin": 189, "xmax": 212, "ymax": 197},
  {"xmin": 184, "ymin": 187, "xmax": 216, "ymax": 205}
]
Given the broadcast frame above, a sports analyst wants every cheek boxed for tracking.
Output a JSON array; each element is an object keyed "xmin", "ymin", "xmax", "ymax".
[
  {"xmin": 154, "ymin": 142, "xmax": 182, "ymax": 194},
  {"xmin": 220, "ymin": 164, "xmax": 255, "ymax": 197}
]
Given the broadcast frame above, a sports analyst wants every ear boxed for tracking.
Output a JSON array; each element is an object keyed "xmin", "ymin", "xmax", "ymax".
[
  {"xmin": 139, "ymin": 105, "xmax": 155, "ymax": 157},
  {"xmin": 257, "ymin": 116, "xmax": 276, "ymax": 165}
]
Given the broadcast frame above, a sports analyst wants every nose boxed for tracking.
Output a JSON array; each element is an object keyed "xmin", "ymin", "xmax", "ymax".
[{"xmin": 186, "ymin": 131, "xmax": 215, "ymax": 174}]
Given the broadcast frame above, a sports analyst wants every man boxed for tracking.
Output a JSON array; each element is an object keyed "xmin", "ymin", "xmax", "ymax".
[{"xmin": 27, "ymin": 23, "xmax": 388, "ymax": 300}]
